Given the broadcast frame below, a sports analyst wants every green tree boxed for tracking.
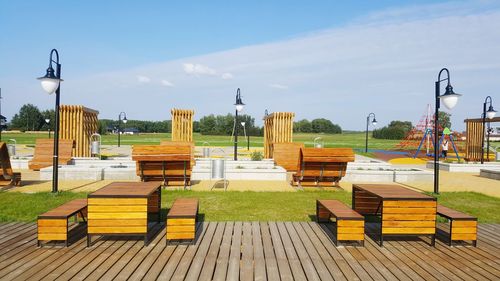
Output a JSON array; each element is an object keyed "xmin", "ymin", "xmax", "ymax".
[
  {"xmin": 10, "ymin": 104, "xmax": 44, "ymax": 131},
  {"xmin": 372, "ymin": 120, "xmax": 413, "ymax": 140},
  {"xmin": 438, "ymin": 111, "xmax": 451, "ymax": 129},
  {"xmin": 294, "ymin": 119, "xmax": 312, "ymax": 133},
  {"xmin": 311, "ymin": 118, "xmax": 342, "ymax": 134}
]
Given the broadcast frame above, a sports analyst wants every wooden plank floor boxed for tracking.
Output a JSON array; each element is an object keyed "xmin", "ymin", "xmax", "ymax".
[{"xmin": 0, "ymin": 222, "xmax": 499, "ymax": 280}]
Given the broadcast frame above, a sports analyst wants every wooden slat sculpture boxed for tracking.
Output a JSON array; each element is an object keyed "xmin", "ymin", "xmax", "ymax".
[
  {"xmin": 263, "ymin": 112, "xmax": 294, "ymax": 158},
  {"xmin": 292, "ymin": 147, "xmax": 354, "ymax": 187},
  {"xmin": 59, "ymin": 105, "xmax": 99, "ymax": 157},
  {"xmin": 171, "ymin": 109, "xmax": 194, "ymax": 142}
]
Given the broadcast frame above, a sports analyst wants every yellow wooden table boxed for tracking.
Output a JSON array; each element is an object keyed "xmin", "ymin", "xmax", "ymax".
[
  {"xmin": 87, "ymin": 182, "xmax": 161, "ymax": 247},
  {"xmin": 352, "ymin": 184, "xmax": 437, "ymax": 246}
]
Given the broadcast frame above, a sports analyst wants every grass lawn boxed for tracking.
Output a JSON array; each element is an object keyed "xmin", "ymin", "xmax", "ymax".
[
  {"xmin": 3, "ymin": 131, "xmax": 400, "ymax": 150},
  {"xmin": 1, "ymin": 190, "xmax": 499, "ymax": 223}
]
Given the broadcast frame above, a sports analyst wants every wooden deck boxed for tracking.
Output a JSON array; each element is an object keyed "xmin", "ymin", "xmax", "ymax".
[{"xmin": 0, "ymin": 222, "xmax": 499, "ymax": 280}]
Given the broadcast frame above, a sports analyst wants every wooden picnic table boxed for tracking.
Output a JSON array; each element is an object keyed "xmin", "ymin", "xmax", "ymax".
[
  {"xmin": 352, "ymin": 184, "xmax": 437, "ymax": 246},
  {"xmin": 87, "ymin": 182, "xmax": 162, "ymax": 247}
]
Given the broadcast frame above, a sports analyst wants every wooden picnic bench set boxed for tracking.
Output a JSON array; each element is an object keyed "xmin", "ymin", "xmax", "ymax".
[
  {"xmin": 317, "ymin": 184, "xmax": 478, "ymax": 247},
  {"xmin": 37, "ymin": 181, "xmax": 199, "ymax": 247}
]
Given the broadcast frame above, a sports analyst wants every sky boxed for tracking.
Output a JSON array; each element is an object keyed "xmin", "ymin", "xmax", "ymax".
[{"xmin": 1, "ymin": 0, "xmax": 499, "ymax": 131}]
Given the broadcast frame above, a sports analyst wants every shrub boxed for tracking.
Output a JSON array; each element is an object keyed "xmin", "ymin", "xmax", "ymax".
[{"xmin": 250, "ymin": 151, "xmax": 263, "ymax": 161}]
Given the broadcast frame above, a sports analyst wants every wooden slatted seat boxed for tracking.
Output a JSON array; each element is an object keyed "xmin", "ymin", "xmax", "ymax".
[
  {"xmin": 272, "ymin": 142, "xmax": 304, "ymax": 171},
  {"xmin": 293, "ymin": 148, "xmax": 354, "ymax": 187},
  {"xmin": 37, "ymin": 199, "xmax": 87, "ymax": 247},
  {"xmin": 316, "ymin": 199, "xmax": 364, "ymax": 246},
  {"xmin": 132, "ymin": 144, "xmax": 192, "ymax": 187},
  {"xmin": 0, "ymin": 142, "xmax": 21, "ymax": 188},
  {"xmin": 437, "ymin": 205, "xmax": 477, "ymax": 247},
  {"xmin": 28, "ymin": 139, "xmax": 74, "ymax": 170},
  {"xmin": 166, "ymin": 198, "xmax": 199, "ymax": 244}
]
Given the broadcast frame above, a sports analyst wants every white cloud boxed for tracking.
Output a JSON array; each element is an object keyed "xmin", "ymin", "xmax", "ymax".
[
  {"xmin": 137, "ymin": 75, "xmax": 151, "ymax": 83},
  {"xmin": 221, "ymin": 73, "xmax": 233, "ymax": 80},
  {"xmin": 161, "ymin": 80, "xmax": 174, "ymax": 87},
  {"xmin": 183, "ymin": 63, "xmax": 217, "ymax": 76},
  {"xmin": 270, "ymin": 84, "xmax": 288, "ymax": 89}
]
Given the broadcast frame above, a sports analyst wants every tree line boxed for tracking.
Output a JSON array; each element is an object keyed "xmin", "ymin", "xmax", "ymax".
[{"xmin": 7, "ymin": 104, "xmax": 345, "ymax": 136}]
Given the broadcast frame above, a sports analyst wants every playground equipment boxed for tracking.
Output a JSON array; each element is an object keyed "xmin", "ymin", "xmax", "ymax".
[
  {"xmin": 414, "ymin": 128, "xmax": 460, "ymax": 160},
  {"xmin": 263, "ymin": 112, "xmax": 295, "ymax": 158},
  {"xmin": 171, "ymin": 108, "xmax": 194, "ymax": 142},
  {"xmin": 59, "ymin": 105, "xmax": 99, "ymax": 157}
]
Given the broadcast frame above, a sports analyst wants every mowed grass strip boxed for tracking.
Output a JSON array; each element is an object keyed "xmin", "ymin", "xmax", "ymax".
[
  {"xmin": 3, "ymin": 132, "xmax": 400, "ymax": 149},
  {"xmin": 0, "ymin": 190, "xmax": 499, "ymax": 223}
]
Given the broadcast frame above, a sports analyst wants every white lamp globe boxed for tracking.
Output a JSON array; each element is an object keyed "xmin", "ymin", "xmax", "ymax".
[
  {"xmin": 241, "ymin": 122, "xmax": 246, "ymax": 127},
  {"xmin": 372, "ymin": 119, "xmax": 378, "ymax": 126},
  {"xmin": 486, "ymin": 106, "xmax": 497, "ymax": 119},
  {"xmin": 440, "ymin": 84, "xmax": 461, "ymax": 110},
  {"xmin": 440, "ymin": 94, "xmax": 460, "ymax": 110},
  {"xmin": 39, "ymin": 77, "xmax": 60, "ymax": 94},
  {"xmin": 122, "ymin": 118, "xmax": 128, "ymax": 124},
  {"xmin": 236, "ymin": 104, "xmax": 244, "ymax": 112}
]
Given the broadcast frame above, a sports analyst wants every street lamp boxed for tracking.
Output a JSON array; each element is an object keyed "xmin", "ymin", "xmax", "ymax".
[
  {"xmin": 37, "ymin": 49, "xmax": 63, "ymax": 193},
  {"xmin": 45, "ymin": 118, "xmax": 51, "ymax": 139},
  {"xmin": 434, "ymin": 68, "xmax": 461, "ymax": 194},
  {"xmin": 241, "ymin": 121, "xmax": 250, "ymax": 150},
  {"xmin": 365, "ymin": 113, "xmax": 377, "ymax": 153},
  {"xmin": 234, "ymin": 88, "xmax": 244, "ymax": 160},
  {"xmin": 118, "ymin": 112, "xmax": 127, "ymax": 147},
  {"xmin": 481, "ymin": 96, "xmax": 496, "ymax": 164}
]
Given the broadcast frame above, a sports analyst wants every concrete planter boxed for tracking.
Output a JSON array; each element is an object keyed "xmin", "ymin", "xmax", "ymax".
[
  {"xmin": 479, "ymin": 169, "xmax": 500, "ymax": 180},
  {"xmin": 343, "ymin": 169, "xmax": 433, "ymax": 182},
  {"xmin": 426, "ymin": 161, "xmax": 500, "ymax": 172},
  {"xmin": 41, "ymin": 166, "xmax": 103, "ymax": 181},
  {"xmin": 192, "ymin": 159, "xmax": 286, "ymax": 181},
  {"xmin": 10, "ymin": 158, "xmax": 30, "ymax": 169}
]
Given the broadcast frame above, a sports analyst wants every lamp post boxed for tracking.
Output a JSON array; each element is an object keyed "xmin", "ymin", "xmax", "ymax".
[
  {"xmin": 37, "ymin": 49, "xmax": 63, "ymax": 193},
  {"xmin": 481, "ymin": 96, "xmax": 497, "ymax": 164},
  {"xmin": 117, "ymin": 112, "xmax": 127, "ymax": 147},
  {"xmin": 234, "ymin": 88, "xmax": 244, "ymax": 161},
  {"xmin": 434, "ymin": 68, "xmax": 461, "ymax": 194},
  {"xmin": 241, "ymin": 121, "xmax": 250, "ymax": 150},
  {"xmin": 45, "ymin": 118, "xmax": 51, "ymax": 139},
  {"xmin": 365, "ymin": 113, "xmax": 377, "ymax": 153}
]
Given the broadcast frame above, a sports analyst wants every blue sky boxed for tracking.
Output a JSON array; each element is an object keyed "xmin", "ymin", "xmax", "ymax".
[{"xmin": 1, "ymin": 0, "xmax": 499, "ymax": 130}]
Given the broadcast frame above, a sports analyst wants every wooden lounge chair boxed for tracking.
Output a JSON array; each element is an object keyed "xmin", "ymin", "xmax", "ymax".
[
  {"xmin": 0, "ymin": 142, "xmax": 21, "ymax": 188},
  {"xmin": 272, "ymin": 142, "xmax": 304, "ymax": 171},
  {"xmin": 132, "ymin": 144, "xmax": 192, "ymax": 187},
  {"xmin": 293, "ymin": 147, "xmax": 354, "ymax": 187},
  {"xmin": 28, "ymin": 139, "xmax": 74, "ymax": 170}
]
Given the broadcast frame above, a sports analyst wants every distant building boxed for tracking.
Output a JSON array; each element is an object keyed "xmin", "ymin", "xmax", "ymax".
[{"xmin": 123, "ymin": 128, "xmax": 139, "ymax": 135}]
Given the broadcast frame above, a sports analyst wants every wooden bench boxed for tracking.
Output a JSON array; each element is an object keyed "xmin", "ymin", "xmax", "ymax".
[
  {"xmin": 316, "ymin": 199, "xmax": 365, "ymax": 246},
  {"xmin": 0, "ymin": 142, "xmax": 21, "ymax": 188},
  {"xmin": 37, "ymin": 199, "xmax": 87, "ymax": 247},
  {"xmin": 293, "ymin": 148, "xmax": 354, "ymax": 187},
  {"xmin": 437, "ymin": 205, "xmax": 477, "ymax": 247},
  {"xmin": 29, "ymin": 139, "xmax": 74, "ymax": 170},
  {"xmin": 166, "ymin": 198, "xmax": 199, "ymax": 244},
  {"xmin": 272, "ymin": 142, "xmax": 304, "ymax": 171},
  {"xmin": 132, "ymin": 144, "xmax": 192, "ymax": 187}
]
